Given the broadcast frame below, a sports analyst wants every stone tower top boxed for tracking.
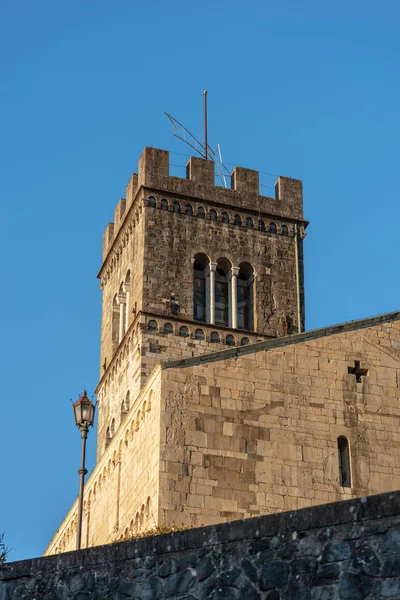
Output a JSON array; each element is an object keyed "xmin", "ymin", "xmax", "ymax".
[{"xmin": 100, "ymin": 147, "xmax": 304, "ymax": 266}]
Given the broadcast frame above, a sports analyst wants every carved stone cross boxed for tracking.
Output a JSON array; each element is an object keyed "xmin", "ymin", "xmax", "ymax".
[{"xmin": 348, "ymin": 360, "xmax": 368, "ymax": 383}]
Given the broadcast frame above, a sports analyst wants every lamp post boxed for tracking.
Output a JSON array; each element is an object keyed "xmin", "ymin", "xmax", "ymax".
[{"xmin": 72, "ymin": 390, "xmax": 95, "ymax": 550}]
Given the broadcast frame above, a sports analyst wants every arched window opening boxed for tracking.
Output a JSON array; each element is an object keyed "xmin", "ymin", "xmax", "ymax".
[
  {"xmin": 237, "ymin": 263, "xmax": 254, "ymax": 331},
  {"xmin": 120, "ymin": 399, "xmax": 127, "ymax": 422},
  {"xmin": 123, "ymin": 271, "xmax": 131, "ymax": 333},
  {"xmin": 215, "ymin": 258, "xmax": 232, "ymax": 327},
  {"xmin": 338, "ymin": 436, "xmax": 351, "ymax": 488},
  {"xmin": 246, "ymin": 217, "xmax": 254, "ymax": 229},
  {"xmin": 258, "ymin": 220, "xmax": 266, "ymax": 232},
  {"xmin": 193, "ymin": 253, "xmax": 209, "ymax": 323},
  {"xmin": 210, "ymin": 209, "xmax": 217, "ymax": 222},
  {"xmin": 164, "ymin": 323, "xmax": 173, "ymax": 334},
  {"xmin": 112, "ymin": 295, "xmax": 119, "ymax": 344},
  {"xmin": 105, "ymin": 427, "xmax": 111, "ymax": 448},
  {"xmin": 225, "ymin": 334, "xmax": 235, "ymax": 346},
  {"xmin": 197, "ymin": 207, "xmax": 205, "ymax": 219},
  {"xmin": 241, "ymin": 337, "xmax": 250, "ymax": 345},
  {"xmin": 148, "ymin": 196, "xmax": 156, "ymax": 208},
  {"xmin": 195, "ymin": 328, "xmax": 205, "ymax": 341},
  {"xmin": 113, "ymin": 284, "xmax": 127, "ymax": 344},
  {"xmin": 173, "ymin": 201, "xmax": 180, "ymax": 213},
  {"xmin": 221, "ymin": 212, "xmax": 229, "ymax": 224},
  {"xmin": 179, "ymin": 326, "xmax": 189, "ymax": 338},
  {"xmin": 148, "ymin": 320, "xmax": 158, "ymax": 331},
  {"xmin": 160, "ymin": 199, "xmax": 168, "ymax": 211},
  {"xmin": 281, "ymin": 224, "xmax": 288, "ymax": 236},
  {"xmin": 110, "ymin": 418, "xmax": 116, "ymax": 437},
  {"xmin": 210, "ymin": 331, "xmax": 220, "ymax": 343},
  {"xmin": 269, "ymin": 222, "xmax": 277, "ymax": 234},
  {"xmin": 234, "ymin": 215, "xmax": 242, "ymax": 226},
  {"xmin": 186, "ymin": 204, "xmax": 193, "ymax": 216}
]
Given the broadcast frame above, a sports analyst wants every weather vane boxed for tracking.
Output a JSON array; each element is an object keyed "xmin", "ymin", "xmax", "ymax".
[{"xmin": 165, "ymin": 90, "xmax": 230, "ymax": 188}]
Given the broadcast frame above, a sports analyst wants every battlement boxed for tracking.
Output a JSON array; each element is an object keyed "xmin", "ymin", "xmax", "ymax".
[{"xmin": 101, "ymin": 147, "xmax": 304, "ymax": 263}]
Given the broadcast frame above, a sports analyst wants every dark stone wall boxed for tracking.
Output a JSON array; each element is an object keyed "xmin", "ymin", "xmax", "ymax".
[
  {"xmin": 143, "ymin": 198, "xmax": 304, "ymax": 338},
  {"xmin": 2, "ymin": 491, "xmax": 399, "ymax": 600}
]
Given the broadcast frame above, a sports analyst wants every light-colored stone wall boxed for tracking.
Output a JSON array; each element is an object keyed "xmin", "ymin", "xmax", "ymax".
[
  {"xmin": 158, "ymin": 318, "xmax": 400, "ymax": 529},
  {"xmin": 97, "ymin": 313, "xmax": 269, "ymax": 459},
  {"xmin": 45, "ymin": 368, "xmax": 161, "ymax": 556},
  {"xmin": 46, "ymin": 315, "xmax": 400, "ymax": 556}
]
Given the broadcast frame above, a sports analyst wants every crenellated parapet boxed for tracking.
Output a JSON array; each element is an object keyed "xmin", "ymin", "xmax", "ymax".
[{"xmin": 100, "ymin": 147, "xmax": 305, "ymax": 267}]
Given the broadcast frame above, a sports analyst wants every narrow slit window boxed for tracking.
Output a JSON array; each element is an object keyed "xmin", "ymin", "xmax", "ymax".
[{"xmin": 338, "ymin": 436, "xmax": 351, "ymax": 488}]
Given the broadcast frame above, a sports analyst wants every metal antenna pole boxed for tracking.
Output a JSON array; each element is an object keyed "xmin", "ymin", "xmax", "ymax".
[
  {"xmin": 203, "ymin": 90, "xmax": 208, "ymax": 160},
  {"xmin": 76, "ymin": 425, "xmax": 88, "ymax": 550}
]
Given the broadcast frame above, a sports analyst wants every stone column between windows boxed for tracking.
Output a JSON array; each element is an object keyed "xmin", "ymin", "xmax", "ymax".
[
  {"xmin": 228, "ymin": 266, "xmax": 240, "ymax": 329},
  {"xmin": 206, "ymin": 262, "xmax": 217, "ymax": 325},
  {"xmin": 118, "ymin": 296, "xmax": 126, "ymax": 343}
]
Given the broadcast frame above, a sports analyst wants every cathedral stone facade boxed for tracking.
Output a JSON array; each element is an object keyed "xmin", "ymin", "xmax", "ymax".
[{"xmin": 45, "ymin": 148, "xmax": 400, "ymax": 555}]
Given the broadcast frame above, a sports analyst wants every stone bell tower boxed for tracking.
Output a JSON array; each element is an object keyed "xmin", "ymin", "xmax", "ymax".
[{"xmin": 96, "ymin": 147, "xmax": 307, "ymax": 460}]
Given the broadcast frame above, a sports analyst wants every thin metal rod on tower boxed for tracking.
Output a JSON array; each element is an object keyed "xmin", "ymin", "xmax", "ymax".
[{"xmin": 203, "ymin": 90, "xmax": 208, "ymax": 160}]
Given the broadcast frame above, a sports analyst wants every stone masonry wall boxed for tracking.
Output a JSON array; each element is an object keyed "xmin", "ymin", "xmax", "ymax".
[
  {"xmin": 2, "ymin": 491, "xmax": 400, "ymax": 599},
  {"xmin": 45, "ymin": 369, "xmax": 161, "ymax": 557},
  {"xmin": 142, "ymin": 194, "xmax": 304, "ymax": 338},
  {"xmin": 159, "ymin": 317, "xmax": 400, "ymax": 530},
  {"xmin": 96, "ymin": 147, "xmax": 307, "ymax": 459}
]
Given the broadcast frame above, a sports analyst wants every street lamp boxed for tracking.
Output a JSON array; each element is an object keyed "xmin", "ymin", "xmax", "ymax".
[{"xmin": 72, "ymin": 390, "xmax": 95, "ymax": 550}]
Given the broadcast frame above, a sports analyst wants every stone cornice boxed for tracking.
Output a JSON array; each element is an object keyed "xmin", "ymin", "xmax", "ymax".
[{"xmin": 161, "ymin": 310, "xmax": 400, "ymax": 370}]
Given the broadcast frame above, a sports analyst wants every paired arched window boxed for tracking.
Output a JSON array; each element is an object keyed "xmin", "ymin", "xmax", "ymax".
[
  {"xmin": 195, "ymin": 328, "xmax": 205, "ymax": 340},
  {"xmin": 179, "ymin": 326, "xmax": 189, "ymax": 337},
  {"xmin": 237, "ymin": 263, "xmax": 254, "ymax": 331},
  {"xmin": 148, "ymin": 196, "xmax": 156, "ymax": 208},
  {"xmin": 338, "ymin": 436, "xmax": 351, "ymax": 487},
  {"xmin": 215, "ymin": 258, "xmax": 231, "ymax": 327},
  {"xmin": 160, "ymin": 199, "xmax": 168, "ymax": 211},
  {"xmin": 173, "ymin": 201, "xmax": 180, "ymax": 213},
  {"xmin": 210, "ymin": 209, "xmax": 217, "ymax": 222},
  {"xmin": 241, "ymin": 337, "xmax": 250, "ymax": 345},
  {"xmin": 221, "ymin": 212, "xmax": 229, "ymax": 224},
  {"xmin": 269, "ymin": 222, "xmax": 277, "ymax": 234},
  {"xmin": 210, "ymin": 331, "xmax": 220, "ymax": 343},
  {"xmin": 112, "ymin": 271, "xmax": 131, "ymax": 347},
  {"xmin": 193, "ymin": 255, "xmax": 255, "ymax": 331},
  {"xmin": 193, "ymin": 253, "xmax": 209, "ymax": 323},
  {"xmin": 197, "ymin": 207, "xmax": 205, "ymax": 218},
  {"xmin": 186, "ymin": 204, "xmax": 193, "ymax": 216},
  {"xmin": 234, "ymin": 215, "xmax": 242, "ymax": 226},
  {"xmin": 258, "ymin": 220, "xmax": 266, "ymax": 232},
  {"xmin": 246, "ymin": 217, "xmax": 254, "ymax": 229}
]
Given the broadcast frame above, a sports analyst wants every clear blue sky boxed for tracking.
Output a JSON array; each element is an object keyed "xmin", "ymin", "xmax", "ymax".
[{"xmin": 1, "ymin": 0, "xmax": 399, "ymax": 562}]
